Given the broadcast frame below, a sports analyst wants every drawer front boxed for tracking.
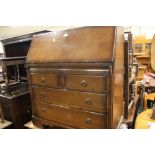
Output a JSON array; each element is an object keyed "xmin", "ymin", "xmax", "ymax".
[
  {"xmin": 35, "ymin": 102, "xmax": 107, "ymax": 129},
  {"xmin": 32, "ymin": 87, "xmax": 107, "ymax": 113},
  {"xmin": 30, "ymin": 73, "xmax": 60, "ymax": 87},
  {"xmin": 64, "ymin": 74, "xmax": 108, "ymax": 93}
]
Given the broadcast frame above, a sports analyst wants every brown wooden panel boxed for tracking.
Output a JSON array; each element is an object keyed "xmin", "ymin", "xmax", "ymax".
[
  {"xmin": 34, "ymin": 102, "xmax": 107, "ymax": 129},
  {"xmin": 32, "ymin": 86, "xmax": 107, "ymax": 113},
  {"xmin": 64, "ymin": 74, "xmax": 108, "ymax": 93},
  {"xmin": 111, "ymin": 27, "xmax": 124, "ymax": 128},
  {"xmin": 151, "ymin": 35, "xmax": 155, "ymax": 70},
  {"xmin": 30, "ymin": 73, "xmax": 60, "ymax": 87},
  {"xmin": 27, "ymin": 27, "xmax": 115, "ymax": 63}
]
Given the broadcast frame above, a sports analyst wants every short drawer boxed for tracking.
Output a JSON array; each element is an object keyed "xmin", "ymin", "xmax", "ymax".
[
  {"xmin": 32, "ymin": 86, "xmax": 107, "ymax": 113},
  {"xmin": 64, "ymin": 74, "xmax": 108, "ymax": 93},
  {"xmin": 34, "ymin": 102, "xmax": 107, "ymax": 129},
  {"xmin": 30, "ymin": 73, "xmax": 60, "ymax": 87}
]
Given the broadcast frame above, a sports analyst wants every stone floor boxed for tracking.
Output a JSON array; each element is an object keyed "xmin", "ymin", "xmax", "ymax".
[{"xmin": 0, "ymin": 119, "xmax": 13, "ymax": 129}]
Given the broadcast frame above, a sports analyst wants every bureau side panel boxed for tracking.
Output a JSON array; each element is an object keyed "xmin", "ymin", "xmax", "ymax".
[{"xmin": 112, "ymin": 27, "xmax": 124, "ymax": 128}]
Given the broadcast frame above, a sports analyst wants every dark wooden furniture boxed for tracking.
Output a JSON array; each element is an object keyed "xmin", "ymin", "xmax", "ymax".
[
  {"xmin": 0, "ymin": 101, "xmax": 5, "ymax": 123},
  {"xmin": 26, "ymin": 26, "xmax": 125, "ymax": 129},
  {"xmin": 0, "ymin": 57, "xmax": 28, "ymax": 95},
  {"xmin": 124, "ymin": 32, "xmax": 138, "ymax": 119},
  {"xmin": 1, "ymin": 30, "xmax": 50, "ymax": 58},
  {"xmin": 0, "ymin": 57, "xmax": 31, "ymax": 128},
  {"xmin": 0, "ymin": 31, "xmax": 50, "ymax": 128},
  {"xmin": 0, "ymin": 91, "xmax": 31, "ymax": 128}
]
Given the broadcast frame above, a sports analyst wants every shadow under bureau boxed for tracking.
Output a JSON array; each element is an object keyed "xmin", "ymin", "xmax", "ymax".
[{"xmin": 26, "ymin": 26, "xmax": 124, "ymax": 129}]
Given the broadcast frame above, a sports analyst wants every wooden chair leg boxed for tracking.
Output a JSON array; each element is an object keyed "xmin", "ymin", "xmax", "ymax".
[{"xmin": 0, "ymin": 104, "xmax": 5, "ymax": 123}]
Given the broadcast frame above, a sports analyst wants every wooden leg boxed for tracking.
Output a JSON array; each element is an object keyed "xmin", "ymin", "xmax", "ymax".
[
  {"xmin": 1, "ymin": 62, "xmax": 9, "ymax": 94},
  {"xmin": 14, "ymin": 65, "xmax": 18, "ymax": 82},
  {"xmin": 16, "ymin": 64, "xmax": 21, "ymax": 82},
  {"xmin": 0, "ymin": 103, "xmax": 5, "ymax": 123}
]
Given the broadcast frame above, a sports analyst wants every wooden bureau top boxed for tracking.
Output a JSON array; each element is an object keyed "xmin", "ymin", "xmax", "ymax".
[{"xmin": 27, "ymin": 26, "xmax": 119, "ymax": 63}]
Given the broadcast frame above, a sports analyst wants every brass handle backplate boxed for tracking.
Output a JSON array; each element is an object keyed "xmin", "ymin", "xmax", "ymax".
[
  {"xmin": 80, "ymin": 80, "xmax": 88, "ymax": 87},
  {"xmin": 85, "ymin": 98, "xmax": 92, "ymax": 105},
  {"xmin": 42, "ymin": 107, "xmax": 46, "ymax": 112},
  {"xmin": 85, "ymin": 118, "xmax": 93, "ymax": 124},
  {"xmin": 41, "ymin": 77, "xmax": 46, "ymax": 83},
  {"xmin": 40, "ymin": 91, "xmax": 45, "ymax": 98}
]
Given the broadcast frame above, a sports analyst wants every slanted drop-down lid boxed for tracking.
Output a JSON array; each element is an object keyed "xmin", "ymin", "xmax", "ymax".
[{"xmin": 27, "ymin": 26, "xmax": 116, "ymax": 63}]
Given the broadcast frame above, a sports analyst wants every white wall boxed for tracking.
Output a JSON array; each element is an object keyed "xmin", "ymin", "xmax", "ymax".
[
  {"xmin": 0, "ymin": 26, "xmax": 76, "ymax": 40},
  {"xmin": 131, "ymin": 26, "xmax": 155, "ymax": 39}
]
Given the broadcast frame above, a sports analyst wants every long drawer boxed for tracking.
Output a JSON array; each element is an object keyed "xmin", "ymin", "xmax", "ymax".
[
  {"xmin": 30, "ymin": 73, "xmax": 60, "ymax": 87},
  {"xmin": 64, "ymin": 74, "xmax": 108, "ymax": 93},
  {"xmin": 32, "ymin": 86, "xmax": 107, "ymax": 113},
  {"xmin": 34, "ymin": 102, "xmax": 107, "ymax": 129}
]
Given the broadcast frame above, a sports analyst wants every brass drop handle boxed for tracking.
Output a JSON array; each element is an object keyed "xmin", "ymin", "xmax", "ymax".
[
  {"xmin": 42, "ymin": 107, "xmax": 46, "ymax": 112},
  {"xmin": 85, "ymin": 98, "xmax": 92, "ymax": 105},
  {"xmin": 80, "ymin": 80, "xmax": 88, "ymax": 87},
  {"xmin": 85, "ymin": 118, "xmax": 93, "ymax": 124},
  {"xmin": 41, "ymin": 77, "xmax": 46, "ymax": 82},
  {"xmin": 40, "ymin": 91, "xmax": 45, "ymax": 98}
]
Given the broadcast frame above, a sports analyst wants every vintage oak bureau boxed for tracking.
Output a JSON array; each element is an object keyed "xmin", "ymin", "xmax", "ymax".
[{"xmin": 26, "ymin": 26, "xmax": 124, "ymax": 129}]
